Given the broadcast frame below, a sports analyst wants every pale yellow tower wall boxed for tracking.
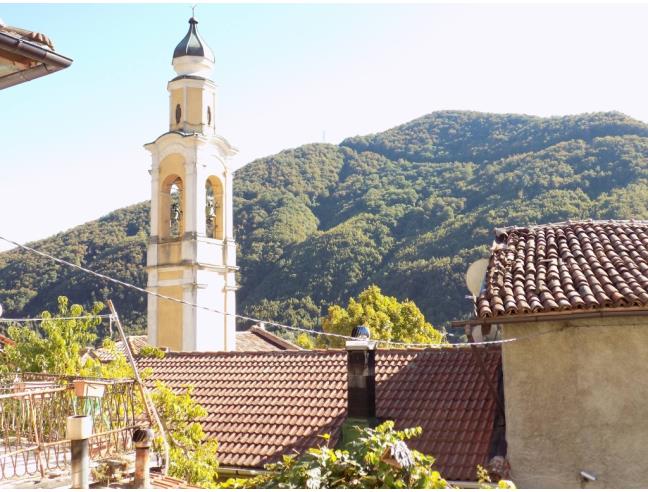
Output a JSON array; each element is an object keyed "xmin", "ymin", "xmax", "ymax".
[
  {"xmin": 158, "ymin": 269, "xmax": 184, "ymax": 281},
  {"xmin": 167, "ymin": 77, "xmax": 217, "ymax": 136},
  {"xmin": 170, "ymin": 89, "xmax": 183, "ymax": 130},
  {"xmin": 187, "ymin": 88, "xmax": 203, "ymax": 126},
  {"xmin": 156, "ymin": 284, "xmax": 184, "ymax": 351}
]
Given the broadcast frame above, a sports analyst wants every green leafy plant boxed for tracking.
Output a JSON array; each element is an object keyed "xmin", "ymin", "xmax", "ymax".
[
  {"xmin": 294, "ymin": 332, "xmax": 316, "ymax": 349},
  {"xmin": 0, "ymin": 297, "xmax": 219, "ymax": 488},
  {"xmin": 322, "ymin": 286, "xmax": 445, "ymax": 347},
  {"xmin": 2, "ymin": 296, "xmax": 109, "ymax": 376},
  {"xmin": 477, "ymin": 464, "xmax": 516, "ymax": 489},
  {"xmin": 220, "ymin": 420, "xmax": 449, "ymax": 489},
  {"xmin": 3, "ymin": 112, "xmax": 648, "ymax": 331},
  {"xmin": 150, "ymin": 381, "xmax": 220, "ymax": 488},
  {"xmin": 139, "ymin": 345, "xmax": 166, "ymax": 359}
]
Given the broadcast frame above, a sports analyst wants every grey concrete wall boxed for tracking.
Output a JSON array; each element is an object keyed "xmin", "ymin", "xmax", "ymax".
[{"xmin": 502, "ymin": 316, "xmax": 648, "ymax": 488}]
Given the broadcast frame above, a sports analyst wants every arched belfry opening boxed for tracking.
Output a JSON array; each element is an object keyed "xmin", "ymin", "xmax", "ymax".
[
  {"xmin": 205, "ymin": 176, "xmax": 224, "ymax": 240},
  {"xmin": 160, "ymin": 175, "xmax": 184, "ymax": 239}
]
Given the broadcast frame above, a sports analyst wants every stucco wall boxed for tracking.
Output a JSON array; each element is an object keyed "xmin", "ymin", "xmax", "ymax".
[{"xmin": 502, "ymin": 316, "xmax": 648, "ymax": 488}]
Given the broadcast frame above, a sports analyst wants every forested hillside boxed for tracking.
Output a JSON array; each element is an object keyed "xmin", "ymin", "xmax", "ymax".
[{"xmin": 2, "ymin": 111, "xmax": 648, "ymax": 334}]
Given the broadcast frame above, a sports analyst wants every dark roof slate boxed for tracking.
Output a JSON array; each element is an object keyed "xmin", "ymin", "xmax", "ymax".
[{"xmin": 173, "ymin": 17, "xmax": 214, "ymax": 61}]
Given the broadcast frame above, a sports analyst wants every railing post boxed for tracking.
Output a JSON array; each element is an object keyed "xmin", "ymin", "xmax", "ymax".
[
  {"xmin": 28, "ymin": 393, "xmax": 46, "ymax": 478},
  {"xmin": 67, "ymin": 415, "xmax": 92, "ymax": 489}
]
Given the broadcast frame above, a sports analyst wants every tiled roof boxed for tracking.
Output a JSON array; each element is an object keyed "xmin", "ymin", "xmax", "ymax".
[
  {"xmin": 93, "ymin": 335, "xmax": 149, "ymax": 363},
  {"xmin": 0, "ymin": 23, "xmax": 54, "ymax": 49},
  {"xmin": 376, "ymin": 349, "xmax": 501, "ymax": 480},
  {"xmin": 0, "ymin": 334, "xmax": 14, "ymax": 347},
  {"xmin": 93, "ymin": 329, "xmax": 299, "ymax": 363},
  {"xmin": 235, "ymin": 327, "xmax": 302, "ymax": 351},
  {"xmin": 476, "ymin": 220, "xmax": 648, "ymax": 319},
  {"xmin": 139, "ymin": 347, "xmax": 501, "ymax": 481},
  {"xmin": 150, "ymin": 472, "xmax": 199, "ymax": 489},
  {"xmin": 126, "ymin": 334, "xmax": 150, "ymax": 354}
]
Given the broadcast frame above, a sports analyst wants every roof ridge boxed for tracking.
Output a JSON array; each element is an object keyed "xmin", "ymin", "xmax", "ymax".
[
  {"xmin": 248, "ymin": 326, "xmax": 303, "ymax": 350},
  {"xmin": 140, "ymin": 346, "xmax": 496, "ymax": 359},
  {"xmin": 503, "ymin": 218, "xmax": 648, "ymax": 233},
  {"xmin": 148, "ymin": 349, "xmax": 346, "ymax": 358}
]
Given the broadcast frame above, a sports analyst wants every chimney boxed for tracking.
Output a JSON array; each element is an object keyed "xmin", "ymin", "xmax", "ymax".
[
  {"xmin": 67, "ymin": 415, "xmax": 92, "ymax": 489},
  {"xmin": 133, "ymin": 428, "xmax": 155, "ymax": 488},
  {"xmin": 340, "ymin": 326, "xmax": 377, "ymax": 446}
]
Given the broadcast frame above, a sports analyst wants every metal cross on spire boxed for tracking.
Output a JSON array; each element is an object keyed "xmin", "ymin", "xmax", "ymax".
[{"xmin": 192, "ymin": 4, "xmax": 197, "ymax": 17}]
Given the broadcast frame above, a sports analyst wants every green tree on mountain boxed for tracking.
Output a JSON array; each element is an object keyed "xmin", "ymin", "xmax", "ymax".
[
  {"xmin": 3, "ymin": 111, "xmax": 648, "ymax": 331},
  {"xmin": 1, "ymin": 296, "xmax": 113, "ymax": 376},
  {"xmin": 322, "ymin": 285, "xmax": 445, "ymax": 347}
]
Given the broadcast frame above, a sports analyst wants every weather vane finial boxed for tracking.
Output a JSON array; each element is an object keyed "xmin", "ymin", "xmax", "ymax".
[{"xmin": 192, "ymin": 4, "xmax": 197, "ymax": 18}]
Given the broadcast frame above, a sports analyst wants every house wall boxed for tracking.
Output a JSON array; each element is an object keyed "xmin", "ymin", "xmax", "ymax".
[{"xmin": 502, "ymin": 316, "xmax": 648, "ymax": 488}]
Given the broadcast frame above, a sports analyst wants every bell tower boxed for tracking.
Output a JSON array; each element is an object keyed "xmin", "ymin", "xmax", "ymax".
[{"xmin": 145, "ymin": 16, "xmax": 238, "ymax": 352}]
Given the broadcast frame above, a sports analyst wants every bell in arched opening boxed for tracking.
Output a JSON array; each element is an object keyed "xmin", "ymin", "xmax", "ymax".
[
  {"xmin": 169, "ymin": 178, "xmax": 183, "ymax": 238},
  {"xmin": 205, "ymin": 177, "xmax": 223, "ymax": 240}
]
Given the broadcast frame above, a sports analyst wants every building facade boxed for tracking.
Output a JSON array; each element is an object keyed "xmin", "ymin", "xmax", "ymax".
[
  {"xmin": 145, "ymin": 17, "xmax": 238, "ymax": 351},
  {"xmin": 502, "ymin": 316, "xmax": 648, "ymax": 488},
  {"xmin": 465, "ymin": 220, "xmax": 648, "ymax": 488}
]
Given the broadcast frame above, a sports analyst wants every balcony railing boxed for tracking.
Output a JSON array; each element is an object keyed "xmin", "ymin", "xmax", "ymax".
[{"xmin": 0, "ymin": 373, "xmax": 142, "ymax": 482}]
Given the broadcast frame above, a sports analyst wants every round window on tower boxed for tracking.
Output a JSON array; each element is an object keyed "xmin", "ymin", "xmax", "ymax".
[
  {"xmin": 207, "ymin": 106, "xmax": 212, "ymax": 126},
  {"xmin": 175, "ymin": 104, "xmax": 182, "ymax": 124}
]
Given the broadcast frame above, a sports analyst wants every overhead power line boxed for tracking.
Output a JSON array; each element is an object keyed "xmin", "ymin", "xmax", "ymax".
[
  {"xmin": 0, "ymin": 315, "xmax": 112, "ymax": 323},
  {"xmin": 0, "ymin": 234, "xmax": 564, "ymax": 348}
]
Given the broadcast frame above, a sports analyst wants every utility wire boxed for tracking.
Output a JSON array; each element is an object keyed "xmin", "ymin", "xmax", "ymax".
[
  {"xmin": 0, "ymin": 315, "xmax": 112, "ymax": 323},
  {"xmin": 0, "ymin": 235, "xmax": 565, "ymax": 348}
]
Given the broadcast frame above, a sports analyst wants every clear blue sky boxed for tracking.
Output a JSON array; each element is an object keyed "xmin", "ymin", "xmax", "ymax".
[{"xmin": 2, "ymin": 3, "xmax": 648, "ymax": 251}]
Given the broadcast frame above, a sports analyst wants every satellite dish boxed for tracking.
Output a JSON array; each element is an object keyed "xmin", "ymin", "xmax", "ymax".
[{"xmin": 465, "ymin": 259, "xmax": 489, "ymax": 297}]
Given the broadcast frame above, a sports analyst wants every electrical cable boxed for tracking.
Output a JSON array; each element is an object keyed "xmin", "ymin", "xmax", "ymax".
[
  {"xmin": 0, "ymin": 234, "xmax": 566, "ymax": 348},
  {"xmin": 0, "ymin": 315, "xmax": 112, "ymax": 323}
]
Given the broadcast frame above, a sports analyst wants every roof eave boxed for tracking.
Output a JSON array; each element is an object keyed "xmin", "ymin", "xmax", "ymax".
[
  {"xmin": 0, "ymin": 30, "xmax": 72, "ymax": 90},
  {"xmin": 452, "ymin": 306, "xmax": 648, "ymax": 327}
]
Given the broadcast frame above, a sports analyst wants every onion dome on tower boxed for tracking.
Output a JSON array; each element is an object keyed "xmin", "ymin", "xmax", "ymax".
[{"xmin": 172, "ymin": 17, "xmax": 215, "ymax": 78}]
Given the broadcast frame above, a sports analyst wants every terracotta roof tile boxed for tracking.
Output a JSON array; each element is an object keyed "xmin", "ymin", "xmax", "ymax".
[
  {"xmin": 150, "ymin": 472, "xmax": 198, "ymax": 489},
  {"xmin": 477, "ymin": 220, "xmax": 648, "ymax": 319},
  {"xmin": 94, "ymin": 329, "xmax": 299, "ymax": 363},
  {"xmin": 139, "ymin": 347, "xmax": 500, "ymax": 481},
  {"xmin": 235, "ymin": 327, "xmax": 302, "ymax": 351}
]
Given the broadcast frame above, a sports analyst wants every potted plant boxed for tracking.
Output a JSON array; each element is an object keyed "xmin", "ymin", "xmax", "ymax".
[{"xmin": 73, "ymin": 379, "xmax": 106, "ymax": 398}]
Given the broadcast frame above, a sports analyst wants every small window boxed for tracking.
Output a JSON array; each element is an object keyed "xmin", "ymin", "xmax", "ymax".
[
  {"xmin": 175, "ymin": 104, "xmax": 182, "ymax": 124},
  {"xmin": 207, "ymin": 106, "xmax": 212, "ymax": 126}
]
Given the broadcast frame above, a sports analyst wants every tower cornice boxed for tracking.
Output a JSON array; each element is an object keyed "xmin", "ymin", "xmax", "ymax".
[
  {"xmin": 167, "ymin": 76, "xmax": 216, "ymax": 91},
  {"xmin": 144, "ymin": 131, "xmax": 238, "ymax": 160}
]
